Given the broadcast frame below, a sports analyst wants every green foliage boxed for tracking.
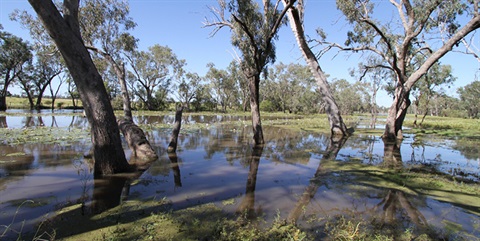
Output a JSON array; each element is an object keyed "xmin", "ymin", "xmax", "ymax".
[
  {"xmin": 127, "ymin": 44, "xmax": 184, "ymax": 110},
  {"xmin": 0, "ymin": 29, "xmax": 32, "ymax": 96},
  {"xmin": 458, "ymin": 80, "xmax": 480, "ymax": 118},
  {"xmin": 331, "ymin": 79, "xmax": 369, "ymax": 115},
  {"xmin": 206, "ymin": 62, "xmax": 240, "ymax": 112},
  {"xmin": 80, "ymin": 0, "xmax": 137, "ymax": 53},
  {"xmin": 228, "ymin": 0, "xmax": 286, "ymax": 70},
  {"xmin": 176, "ymin": 71, "xmax": 205, "ymax": 109},
  {"xmin": 260, "ymin": 99, "xmax": 277, "ymax": 112},
  {"xmin": 261, "ymin": 63, "xmax": 317, "ymax": 114}
]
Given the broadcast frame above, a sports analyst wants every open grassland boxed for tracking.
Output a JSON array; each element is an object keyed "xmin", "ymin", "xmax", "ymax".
[{"xmin": 5, "ymin": 97, "xmax": 82, "ymax": 109}]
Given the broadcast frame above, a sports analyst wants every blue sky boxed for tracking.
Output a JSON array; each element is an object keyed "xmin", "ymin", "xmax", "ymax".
[{"xmin": 1, "ymin": 0, "xmax": 479, "ymax": 107}]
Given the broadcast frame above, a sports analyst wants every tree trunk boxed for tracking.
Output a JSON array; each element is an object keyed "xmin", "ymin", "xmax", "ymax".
[
  {"xmin": 29, "ymin": 0, "xmax": 131, "ymax": 176},
  {"xmin": 283, "ymin": 0, "xmax": 350, "ymax": 136},
  {"xmin": 167, "ymin": 105, "xmax": 184, "ymax": 153},
  {"xmin": 248, "ymin": 73, "xmax": 264, "ymax": 145},
  {"xmin": 383, "ymin": 85, "xmax": 411, "ymax": 140},
  {"xmin": 412, "ymin": 98, "xmax": 420, "ymax": 127},
  {"xmin": 0, "ymin": 96, "xmax": 6, "ymax": 111},
  {"xmin": 118, "ymin": 118, "xmax": 158, "ymax": 161},
  {"xmin": 25, "ymin": 91, "xmax": 35, "ymax": 110},
  {"xmin": 90, "ymin": 49, "xmax": 133, "ymax": 121}
]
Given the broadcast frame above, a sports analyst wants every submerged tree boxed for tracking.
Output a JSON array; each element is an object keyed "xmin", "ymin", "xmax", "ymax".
[
  {"xmin": 28, "ymin": 0, "xmax": 131, "ymax": 176},
  {"xmin": 205, "ymin": 0, "xmax": 296, "ymax": 145},
  {"xmin": 323, "ymin": 0, "xmax": 480, "ymax": 140}
]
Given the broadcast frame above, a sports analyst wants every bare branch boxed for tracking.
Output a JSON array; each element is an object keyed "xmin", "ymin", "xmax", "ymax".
[
  {"xmin": 460, "ymin": 38, "xmax": 480, "ymax": 62},
  {"xmin": 390, "ymin": 0, "xmax": 409, "ymax": 35},
  {"xmin": 358, "ymin": 64, "xmax": 393, "ymax": 81},
  {"xmin": 202, "ymin": 3, "xmax": 234, "ymax": 37}
]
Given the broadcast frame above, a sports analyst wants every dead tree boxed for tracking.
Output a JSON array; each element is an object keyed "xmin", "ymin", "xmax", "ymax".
[{"xmin": 167, "ymin": 105, "xmax": 184, "ymax": 153}]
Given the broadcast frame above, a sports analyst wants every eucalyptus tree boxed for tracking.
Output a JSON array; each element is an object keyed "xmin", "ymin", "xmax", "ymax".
[
  {"xmin": 281, "ymin": 0, "xmax": 351, "ymax": 136},
  {"xmin": 324, "ymin": 0, "xmax": 480, "ymax": 140},
  {"xmin": 351, "ymin": 56, "xmax": 390, "ymax": 128},
  {"xmin": 127, "ymin": 44, "xmax": 184, "ymax": 111},
  {"xmin": 206, "ymin": 62, "xmax": 239, "ymax": 112},
  {"xmin": 205, "ymin": 0, "xmax": 296, "ymax": 145},
  {"xmin": 330, "ymin": 79, "xmax": 367, "ymax": 115},
  {"xmin": 0, "ymin": 29, "xmax": 31, "ymax": 111},
  {"xmin": 269, "ymin": 62, "xmax": 315, "ymax": 113},
  {"xmin": 227, "ymin": 60, "xmax": 249, "ymax": 111},
  {"xmin": 28, "ymin": 0, "xmax": 131, "ymax": 175},
  {"xmin": 48, "ymin": 73, "xmax": 66, "ymax": 111},
  {"xmin": 458, "ymin": 80, "xmax": 480, "ymax": 118},
  {"xmin": 15, "ymin": 60, "xmax": 36, "ymax": 109},
  {"xmin": 410, "ymin": 62, "xmax": 455, "ymax": 126},
  {"xmin": 174, "ymin": 71, "xmax": 204, "ymax": 110},
  {"xmin": 11, "ymin": 9, "xmax": 64, "ymax": 110},
  {"xmin": 66, "ymin": 75, "xmax": 80, "ymax": 109},
  {"xmin": 79, "ymin": 0, "xmax": 137, "ymax": 120}
]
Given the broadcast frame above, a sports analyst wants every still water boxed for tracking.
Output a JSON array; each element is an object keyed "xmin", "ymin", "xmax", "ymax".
[{"xmin": 0, "ymin": 111, "xmax": 479, "ymax": 239}]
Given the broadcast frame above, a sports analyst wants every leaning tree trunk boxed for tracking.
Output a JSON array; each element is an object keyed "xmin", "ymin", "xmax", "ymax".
[
  {"xmin": 29, "ymin": 0, "xmax": 131, "ymax": 176},
  {"xmin": 118, "ymin": 119, "xmax": 157, "ymax": 160},
  {"xmin": 118, "ymin": 63, "xmax": 133, "ymax": 121},
  {"xmin": 167, "ymin": 105, "xmax": 184, "ymax": 153},
  {"xmin": 283, "ymin": 0, "xmax": 350, "ymax": 136},
  {"xmin": 248, "ymin": 72, "xmax": 264, "ymax": 145}
]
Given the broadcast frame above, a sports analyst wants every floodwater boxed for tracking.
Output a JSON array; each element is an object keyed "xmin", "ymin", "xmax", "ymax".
[{"xmin": 0, "ymin": 111, "xmax": 479, "ymax": 240}]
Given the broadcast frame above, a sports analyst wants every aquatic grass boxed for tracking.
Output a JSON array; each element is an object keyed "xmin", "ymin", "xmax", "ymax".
[
  {"xmin": 0, "ymin": 126, "xmax": 90, "ymax": 145},
  {"xmin": 0, "ymin": 200, "xmax": 34, "ymax": 240}
]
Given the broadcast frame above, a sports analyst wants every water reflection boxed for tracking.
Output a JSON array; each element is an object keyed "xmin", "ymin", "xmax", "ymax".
[
  {"xmin": 288, "ymin": 135, "xmax": 349, "ymax": 222},
  {"xmin": 382, "ymin": 139, "xmax": 403, "ymax": 168},
  {"xmin": 0, "ymin": 114, "xmax": 479, "ymax": 240},
  {"xmin": 237, "ymin": 145, "xmax": 264, "ymax": 219},
  {"xmin": 168, "ymin": 153, "xmax": 182, "ymax": 187},
  {"xmin": 0, "ymin": 114, "xmax": 88, "ymax": 129},
  {"xmin": 91, "ymin": 176, "xmax": 130, "ymax": 213},
  {"xmin": 376, "ymin": 189, "xmax": 427, "ymax": 227}
]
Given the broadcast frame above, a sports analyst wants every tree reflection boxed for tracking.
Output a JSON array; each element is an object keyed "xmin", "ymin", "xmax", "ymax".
[
  {"xmin": 168, "ymin": 153, "xmax": 182, "ymax": 187},
  {"xmin": 374, "ymin": 189, "xmax": 427, "ymax": 228},
  {"xmin": 90, "ymin": 156, "xmax": 157, "ymax": 213},
  {"xmin": 0, "ymin": 116, "xmax": 6, "ymax": 128},
  {"xmin": 382, "ymin": 138, "xmax": 403, "ymax": 168},
  {"xmin": 237, "ymin": 144, "xmax": 264, "ymax": 219},
  {"xmin": 22, "ymin": 116, "xmax": 45, "ymax": 127},
  {"xmin": 91, "ymin": 176, "xmax": 130, "ymax": 213},
  {"xmin": 288, "ymin": 135, "xmax": 348, "ymax": 222}
]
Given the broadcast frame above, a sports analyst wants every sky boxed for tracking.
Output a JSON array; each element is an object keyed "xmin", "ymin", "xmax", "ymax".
[{"xmin": 1, "ymin": 0, "xmax": 479, "ymax": 108}]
